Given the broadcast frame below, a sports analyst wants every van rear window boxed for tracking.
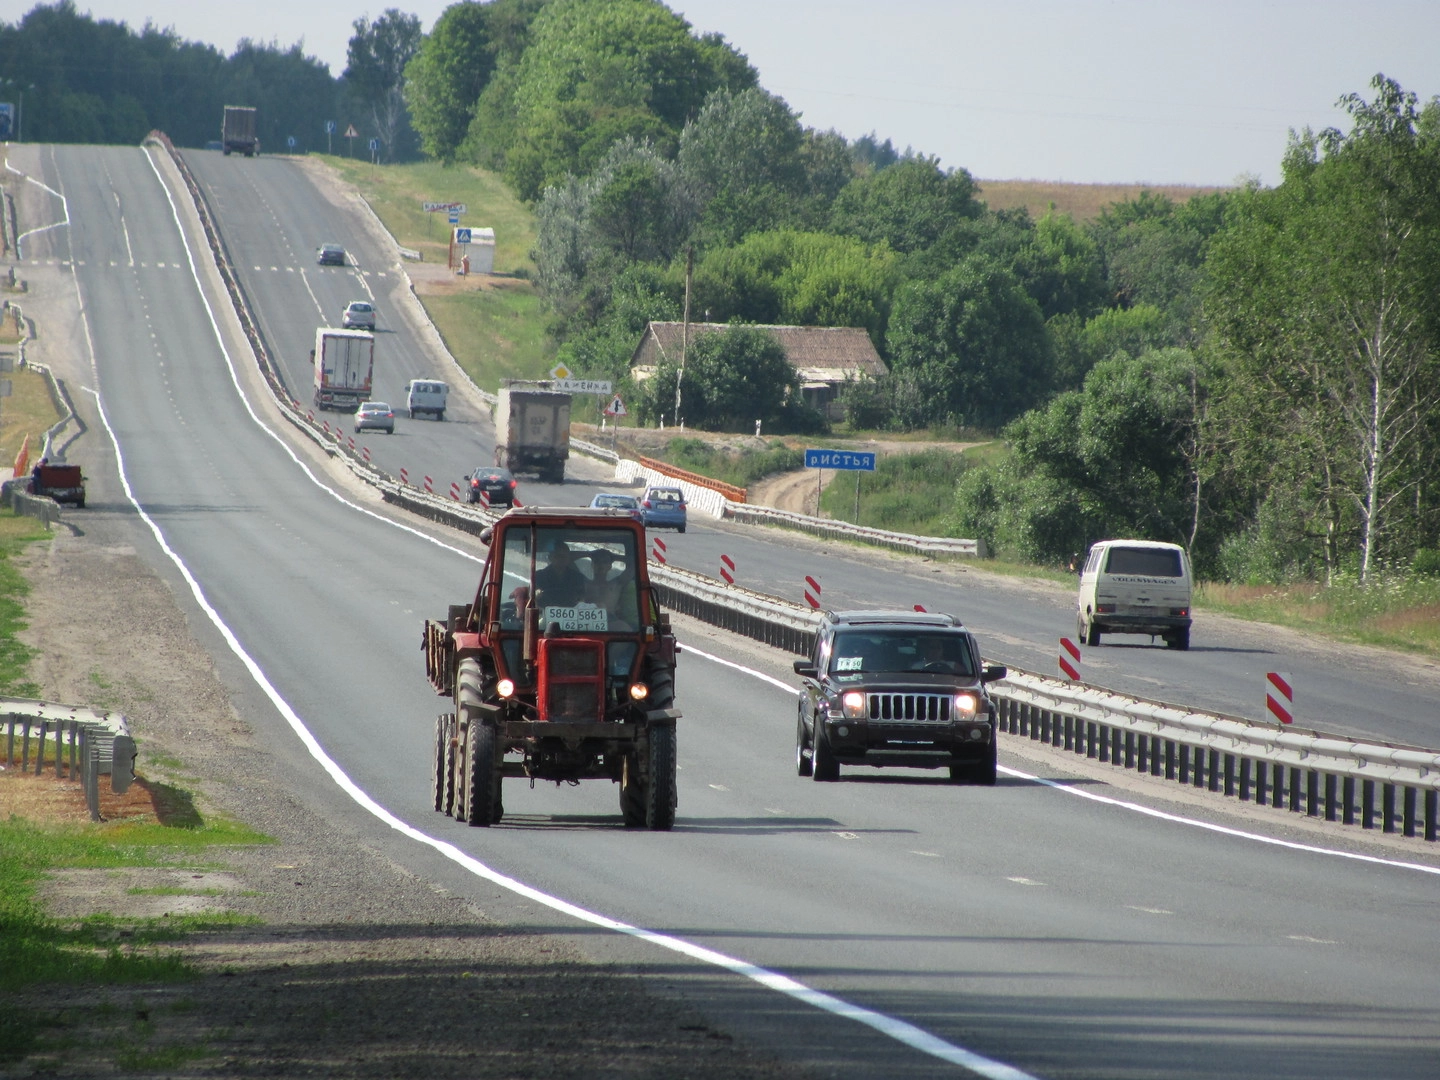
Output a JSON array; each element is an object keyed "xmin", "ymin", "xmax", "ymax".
[{"xmin": 1105, "ymin": 547, "xmax": 1183, "ymax": 576}]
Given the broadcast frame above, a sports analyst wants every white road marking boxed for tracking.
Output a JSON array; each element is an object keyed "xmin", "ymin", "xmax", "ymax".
[
  {"xmin": 1125, "ymin": 905, "xmax": 1173, "ymax": 916},
  {"xmin": 1007, "ymin": 877, "xmax": 1045, "ymax": 886},
  {"xmin": 708, "ymin": 784, "xmax": 729, "ymax": 791},
  {"xmin": 85, "ymin": 145, "xmax": 1040, "ymax": 1080}
]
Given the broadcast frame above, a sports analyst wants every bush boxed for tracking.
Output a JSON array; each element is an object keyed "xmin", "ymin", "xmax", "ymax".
[{"xmin": 1413, "ymin": 548, "xmax": 1440, "ymax": 577}]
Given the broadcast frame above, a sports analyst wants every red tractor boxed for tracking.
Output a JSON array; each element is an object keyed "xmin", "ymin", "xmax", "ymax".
[{"xmin": 423, "ymin": 507, "xmax": 680, "ymax": 829}]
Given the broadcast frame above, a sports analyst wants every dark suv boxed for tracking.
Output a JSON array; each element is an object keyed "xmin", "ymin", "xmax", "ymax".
[{"xmin": 793, "ymin": 611, "xmax": 1007, "ymax": 784}]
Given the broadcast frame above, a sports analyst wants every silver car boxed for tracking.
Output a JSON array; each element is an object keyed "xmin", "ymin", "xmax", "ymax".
[
  {"xmin": 354, "ymin": 401, "xmax": 394, "ymax": 434},
  {"xmin": 342, "ymin": 300, "xmax": 376, "ymax": 330}
]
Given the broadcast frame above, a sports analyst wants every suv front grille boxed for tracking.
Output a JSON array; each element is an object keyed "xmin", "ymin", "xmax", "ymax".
[{"xmin": 868, "ymin": 693, "xmax": 951, "ymax": 723}]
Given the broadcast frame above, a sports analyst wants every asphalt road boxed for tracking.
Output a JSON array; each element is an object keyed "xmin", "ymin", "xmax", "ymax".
[{"xmin": 13, "ymin": 141, "xmax": 1440, "ymax": 1079}]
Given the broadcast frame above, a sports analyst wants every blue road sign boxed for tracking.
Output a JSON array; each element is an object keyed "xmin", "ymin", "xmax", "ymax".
[
  {"xmin": 0, "ymin": 103, "xmax": 13, "ymax": 141},
  {"xmin": 448, "ymin": 213, "xmax": 460, "ymax": 226},
  {"xmin": 325, "ymin": 120, "xmax": 336, "ymax": 134},
  {"xmin": 287, "ymin": 135, "xmax": 296, "ymax": 149},
  {"xmin": 804, "ymin": 449, "xmax": 876, "ymax": 471},
  {"xmin": 369, "ymin": 138, "xmax": 379, "ymax": 151},
  {"xmin": 454, "ymin": 227, "xmax": 472, "ymax": 244}
]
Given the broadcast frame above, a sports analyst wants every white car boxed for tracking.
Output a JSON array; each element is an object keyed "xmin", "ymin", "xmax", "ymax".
[{"xmin": 342, "ymin": 300, "xmax": 376, "ymax": 330}]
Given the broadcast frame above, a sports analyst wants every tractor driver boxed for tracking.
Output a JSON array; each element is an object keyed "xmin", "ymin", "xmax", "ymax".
[{"xmin": 532, "ymin": 539, "xmax": 587, "ymax": 609}]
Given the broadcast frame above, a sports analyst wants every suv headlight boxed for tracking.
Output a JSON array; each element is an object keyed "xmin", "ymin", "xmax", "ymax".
[
  {"xmin": 953, "ymin": 692, "xmax": 980, "ymax": 720},
  {"xmin": 840, "ymin": 691, "xmax": 868, "ymax": 719}
]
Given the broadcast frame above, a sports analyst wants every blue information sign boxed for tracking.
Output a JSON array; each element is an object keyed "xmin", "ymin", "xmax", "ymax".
[
  {"xmin": 369, "ymin": 138, "xmax": 379, "ymax": 151},
  {"xmin": 325, "ymin": 120, "xmax": 336, "ymax": 134},
  {"xmin": 287, "ymin": 135, "xmax": 296, "ymax": 149},
  {"xmin": 804, "ymin": 449, "xmax": 876, "ymax": 471}
]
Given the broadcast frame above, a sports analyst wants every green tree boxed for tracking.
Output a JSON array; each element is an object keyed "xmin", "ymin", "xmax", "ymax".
[
  {"xmin": 345, "ymin": 8, "xmax": 422, "ymax": 161},
  {"xmin": 404, "ymin": 0, "xmax": 532, "ymax": 162},
  {"xmin": 676, "ymin": 87, "xmax": 808, "ymax": 244},
  {"xmin": 828, "ymin": 157, "xmax": 981, "ymax": 254},
  {"xmin": 885, "ymin": 256, "xmax": 1052, "ymax": 429},
  {"xmin": 485, "ymin": 0, "xmax": 754, "ymax": 199},
  {"xmin": 1206, "ymin": 75, "xmax": 1440, "ymax": 582},
  {"xmin": 692, "ymin": 230, "xmax": 896, "ymax": 343}
]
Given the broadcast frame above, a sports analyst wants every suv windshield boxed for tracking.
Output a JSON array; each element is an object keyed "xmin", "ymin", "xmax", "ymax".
[{"xmin": 829, "ymin": 632, "xmax": 975, "ymax": 677}]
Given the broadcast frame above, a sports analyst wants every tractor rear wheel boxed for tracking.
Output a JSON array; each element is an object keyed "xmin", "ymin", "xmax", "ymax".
[{"xmin": 456, "ymin": 658, "xmax": 502, "ymax": 826}]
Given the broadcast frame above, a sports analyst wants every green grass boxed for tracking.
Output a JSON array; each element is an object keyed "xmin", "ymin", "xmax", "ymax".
[
  {"xmin": 1197, "ymin": 574, "xmax": 1440, "ymax": 657},
  {"xmin": 645, "ymin": 437, "xmax": 804, "ymax": 489},
  {"xmin": 424, "ymin": 287, "xmax": 554, "ymax": 387},
  {"xmin": 0, "ymin": 513, "xmax": 57, "ymax": 697},
  {"xmin": 818, "ymin": 448, "xmax": 970, "ymax": 535},
  {"xmin": 0, "ymin": 813, "xmax": 270, "ymax": 998},
  {"xmin": 0, "ymin": 368, "xmax": 64, "ymax": 484},
  {"xmin": 320, "ymin": 155, "xmax": 554, "ymax": 388}
]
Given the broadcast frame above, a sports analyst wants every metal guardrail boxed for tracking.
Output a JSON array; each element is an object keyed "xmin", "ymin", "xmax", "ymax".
[
  {"xmin": 3, "ymin": 703, "xmax": 136, "ymax": 820},
  {"xmin": 145, "ymin": 129, "xmax": 1437, "ymax": 843},
  {"xmin": 725, "ymin": 502, "xmax": 986, "ymax": 558}
]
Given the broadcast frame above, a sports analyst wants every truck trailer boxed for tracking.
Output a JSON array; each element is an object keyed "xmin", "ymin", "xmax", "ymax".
[
  {"xmin": 494, "ymin": 382, "xmax": 571, "ymax": 483},
  {"xmin": 221, "ymin": 106, "xmax": 258, "ymax": 156},
  {"xmin": 312, "ymin": 327, "xmax": 375, "ymax": 412}
]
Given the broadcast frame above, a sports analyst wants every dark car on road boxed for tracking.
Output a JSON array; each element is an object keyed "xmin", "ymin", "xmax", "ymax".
[
  {"xmin": 793, "ymin": 610, "xmax": 1007, "ymax": 784},
  {"xmin": 640, "ymin": 486, "xmax": 686, "ymax": 532},
  {"xmin": 316, "ymin": 243, "xmax": 346, "ymax": 266},
  {"xmin": 467, "ymin": 466, "xmax": 517, "ymax": 506}
]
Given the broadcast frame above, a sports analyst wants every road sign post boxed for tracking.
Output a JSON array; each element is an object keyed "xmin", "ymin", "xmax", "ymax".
[{"xmin": 803, "ymin": 449, "xmax": 876, "ymax": 521}]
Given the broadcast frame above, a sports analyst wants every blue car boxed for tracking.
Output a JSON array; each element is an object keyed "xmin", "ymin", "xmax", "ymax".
[{"xmin": 641, "ymin": 486, "xmax": 687, "ymax": 532}]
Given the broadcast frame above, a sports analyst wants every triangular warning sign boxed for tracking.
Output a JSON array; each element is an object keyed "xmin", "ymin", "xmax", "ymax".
[
  {"xmin": 604, "ymin": 394, "xmax": 626, "ymax": 417},
  {"xmin": 344, "ymin": 124, "xmax": 359, "ymax": 138}
]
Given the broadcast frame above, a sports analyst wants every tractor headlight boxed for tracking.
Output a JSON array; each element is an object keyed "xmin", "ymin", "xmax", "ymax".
[
  {"xmin": 629, "ymin": 682, "xmax": 649, "ymax": 701},
  {"xmin": 496, "ymin": 678, "xmax": 515, "ymax": 699},
  {"xmin": 840, "ymin": 691, "xmax": 868, "ymax": 719},
  {"xmin": 953, "ymin": 692, "xmax": 980, "ymax": 720}
]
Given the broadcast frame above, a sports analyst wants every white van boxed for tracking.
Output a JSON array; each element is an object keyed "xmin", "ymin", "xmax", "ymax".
[
  {"xmin": 1077, "ymin": 539, "xmax": 1192, "ymax": 650},
  {"xmin": 405, "ymin": 379, "xmax": 448, "ymax": 420}
]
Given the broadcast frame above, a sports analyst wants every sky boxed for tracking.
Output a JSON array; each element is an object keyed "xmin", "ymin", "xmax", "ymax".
[{"xmin": 5, "ymin": 0, "xmax": 1438, "ymax": 185}]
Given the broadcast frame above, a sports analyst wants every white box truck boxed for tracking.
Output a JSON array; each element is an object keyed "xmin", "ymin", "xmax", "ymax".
[
  {"xmin": 494, "ymin": 382, "xmax": 571, "ymax": 482},
  {"xmin": 312, "ymin": 328, "xmax": 375, "ymax": 412}
]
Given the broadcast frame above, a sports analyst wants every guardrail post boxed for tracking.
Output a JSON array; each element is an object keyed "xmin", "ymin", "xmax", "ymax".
[
  {"xmin": 1323, "ymin": 772, "xmax": 1338, "ymax": 821},
  {"xmin": 1289, "ymin": 767, "xmax": 1303, "ymax": 812},
  {"xmin": 1383, "ymin": 783, "xmax": 1397, "ymax": 833},
  {"xmin": 1306, "ymin": 770, "xmax": 1320, "ymax": 817},
  {"xmin": 1239, "ymin": 757, "xmax": 1251, "ymax": 801},
  {"xmin": 1165, "ymin": 740, "xmax": 1176, "ymax": 780},
  {"xmin": 1136, "ymin": 732, "xmax": 1148, "ymax": 773},
  {"xmin": 1362, "ymin": 779, "xmax": 1376, "ymax": 829},
  {"xmin": 1223, "ymin": 753, "xmax": 1236, "ymax": 797},
  {"xmin": 1208, "ymin": 749, "xmax": 1221, "ymax": 792},
  {"xmin": 1341, "ymin": 776, "xmax": 1355, "ymax": 825},
  {"xmin": 1403, "ymin": 786, "xmax": 1417, "ymax": 838},
  {"xmin": 1085, "ymin": 721, "xmax": 1097, "ymax": 758},
  {"xmin": 1426, "ymin": 790, "xmax": 1437, "ymax": 842},
  {"xmin": 1270, "ymin": 763, "xmax": 1284, "ymax": 809},
  {"xmin": 1037, "ymin": 708, "xmax": 1048, "ymax": 744},
  {"xmin": 1178, "ymin": 743, "xmax": 1190, "ymax": 784},
  {"xmin": 1124, "ymin": 730, "xmax": 1135, "ymax": 769},
  {"xmin": 1062, "ymin": 714, "xmax": 1072, "ymax": 751},
  {"xmin": 67, "ymin": 718, "xmax": 77, "ymax": 777}
]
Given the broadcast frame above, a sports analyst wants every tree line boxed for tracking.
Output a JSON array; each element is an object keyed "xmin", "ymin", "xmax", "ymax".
[{"xmin": 0, "ymin": 1, "xmax": 423, "ymax": 159}]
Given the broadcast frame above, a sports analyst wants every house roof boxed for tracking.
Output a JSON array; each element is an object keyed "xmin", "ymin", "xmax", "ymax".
[{"xmin": 630, "ymin": 322, "xmax": 887, "ymax": 386}]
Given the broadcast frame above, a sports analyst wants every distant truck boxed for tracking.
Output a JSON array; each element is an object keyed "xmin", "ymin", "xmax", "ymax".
[
  {"xmin": 28, "ymin": 461, "xmax": 85, "ymax": 507},
  {"xmin": 221, "ymin": 106, "xmax": 258, "ymax": 157},
  {"xmin": 312, "ymin": 327, "xmax": 375, "ymax": 412},
  {"xmin": 494, "ymin": 382, "xmax": 571, "ymax": 483}
]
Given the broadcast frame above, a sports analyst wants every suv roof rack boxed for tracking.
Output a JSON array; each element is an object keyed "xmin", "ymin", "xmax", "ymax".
[{"xmin": 824, "ymin": 609, "xmax": 961, "ymax": 628}]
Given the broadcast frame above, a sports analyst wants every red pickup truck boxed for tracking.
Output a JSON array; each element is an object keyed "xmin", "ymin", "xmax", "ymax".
[{"xmin": 28, "ymin": 462, "xmax": 85, "ymax": 507}]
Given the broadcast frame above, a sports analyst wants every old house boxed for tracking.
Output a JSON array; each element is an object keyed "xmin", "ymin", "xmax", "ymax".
[{"xmin": 629, "ymin": 322, "xmax": 888, "ymax": 421}]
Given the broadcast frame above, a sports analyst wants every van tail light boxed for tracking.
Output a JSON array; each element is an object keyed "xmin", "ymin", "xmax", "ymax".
[
  {"xmin": 1172, "ymin": 608, "xmax": 1189, "ymax": 617},
  {"xmin": 1096, "ymin": 604, "xmax": 1116, "ymax": 614},
  {"xmin": 509, "ymin": 479, "xmax": 517, "ymax": 488}
]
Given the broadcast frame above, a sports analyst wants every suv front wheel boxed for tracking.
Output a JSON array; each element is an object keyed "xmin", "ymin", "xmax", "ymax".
[
  {"xmin": 795, "ymin": 713, "xmax": 812, "ymax": 777},
  {"xmin": 811, "ymin": 721, "xmax": 839, "ymax": 782}
]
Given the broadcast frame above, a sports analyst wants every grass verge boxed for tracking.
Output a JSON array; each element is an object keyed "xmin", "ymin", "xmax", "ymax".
[
  {"xmin": 0, "ymin": 512, "xmax": 57, "ymax": 697},
  {"xmin": 321, "ymin": 156, "xmax": 555, "ymax": 387},
  {"xmin": 817, "ymin": 447, "xmax": 973, "ymax": 536}
]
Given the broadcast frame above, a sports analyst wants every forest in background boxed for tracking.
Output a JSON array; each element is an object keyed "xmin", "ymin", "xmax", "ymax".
[{"xmin": 3, "ymin": 0, "xmax": 1439, "ymax": 586}]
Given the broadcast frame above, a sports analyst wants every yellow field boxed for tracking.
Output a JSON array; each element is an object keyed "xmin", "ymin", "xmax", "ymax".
[{"xmin": 976, "ymin": 179, "xmax": 1229, "ymax": 221}]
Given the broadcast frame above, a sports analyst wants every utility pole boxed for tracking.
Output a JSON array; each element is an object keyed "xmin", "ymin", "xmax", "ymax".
[{"xmin": 675, "ymin": 246, "xmax": 692, "ymax": 426}]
